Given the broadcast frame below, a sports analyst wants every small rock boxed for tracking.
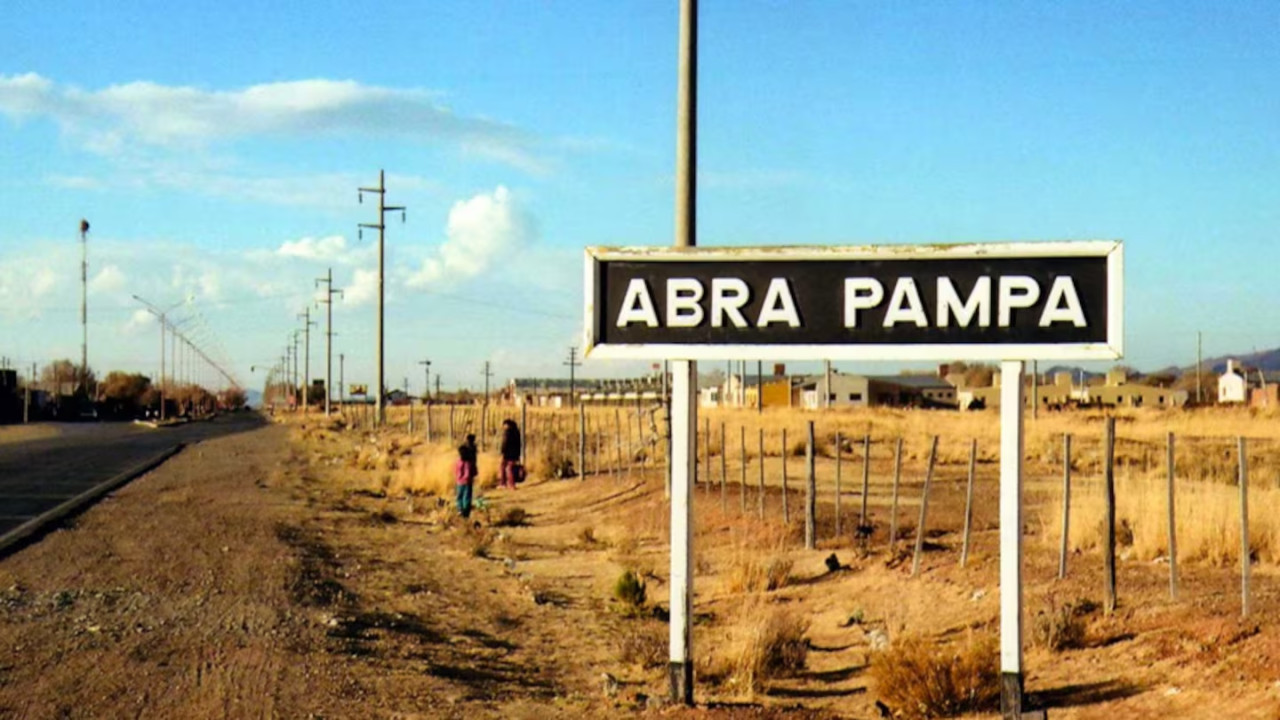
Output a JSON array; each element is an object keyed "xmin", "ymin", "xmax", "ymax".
[
  {"xmin": 600, "ymin": 672, "xmax": 619, "ymax": 698},
  {"xmin": 867, "ymin": 628, "xmax": 889, "ymax": 651},
  {"xmin": 1164, "ymin": 687, "xmax": 1182, "ymax": 696},
  {"xmin": 971, "ymin": 589, "xmax": 987, "ymax": 602}
]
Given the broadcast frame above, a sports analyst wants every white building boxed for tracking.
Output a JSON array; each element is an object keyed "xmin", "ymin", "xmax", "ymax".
[{"xmin": 1219, "ymin": 359, "xmax": 1248, "ymax": 404}]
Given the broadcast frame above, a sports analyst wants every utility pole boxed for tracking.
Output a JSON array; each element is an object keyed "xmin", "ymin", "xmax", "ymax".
[
  {"xmin": 434, "ymin": 375, "xmax": 440, "ymax": 400},
  {"xmin": 291, "ymin": 330, "xmax": 301, "ymax": 409},
  {"xmin": 339, "ymin": 353, "xmax": 346, "ymax": 407},
  {"xmin": 824, "ymin": 360, "xmax": 832, "ymax": 409},
  {"xmin": 358, "ymin": 170, "xmax": 406, "ymax": 428},
  {"xmin": 564, "ymin": 346, "xmax": 581, "ymax": 407},
  {"xmin": 298, "ymin": 308, "xmax": 316, "ymax": 413},
  {"xmin": 482, "ymin": 361, "xmax": 494, "ymax": 405},
  {"xmin": 317, "ymin": 268, "xmax": 342, "ymax": 415},
  {"xmin": 79, "ymin": 219, "xmax": 89, "ymax": 396},
  {"xmin": 419, "ymin": 360, "xmax": 431, "ymax": 402}
]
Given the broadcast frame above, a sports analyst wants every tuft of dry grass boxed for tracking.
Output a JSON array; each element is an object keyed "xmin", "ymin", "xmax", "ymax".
[
  {"xmin": 1043, "ymin": 474, "xmax": 1280, "ymax": 566},
  {"xmin": 725, "ymin": 602, "xmax": 809, "ymax": 695},
  {"xmin": 870, "ymin": 632, "xmax": 999, "ymax": 719},
  {"xmin": 617, "ymin": 619, "xmax": 667, "ymax": 668},
  {"xmin": 1032, "ymin": 596, "xmax": 1092, "ymax": 652}
]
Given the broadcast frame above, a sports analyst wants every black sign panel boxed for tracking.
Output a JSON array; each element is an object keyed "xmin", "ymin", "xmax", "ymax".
[{"xmin": 585, "ymin": 243, "xmax": 1122, "ymax": 361}]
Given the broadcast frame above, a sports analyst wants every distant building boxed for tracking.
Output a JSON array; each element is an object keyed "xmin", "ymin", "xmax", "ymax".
[
  {"xmin": 508, "ymin": 376, "xmax": 664, "ymax": 407},
  {"xmin": 795, "ymin": 371, "xmax": 957, "ymax": 409},
  {"xmin": 960, "ymin": 367, "xmax": 1186, "ymax": 410},
  {"xmin": 1219, "ymin": 360, "xmax": 1248, "ymax": 404}
]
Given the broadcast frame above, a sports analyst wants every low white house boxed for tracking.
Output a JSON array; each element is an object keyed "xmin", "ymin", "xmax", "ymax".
[{"xmin": 1219, "ymin": 359, "xmax": 1248, "ymax": 404}]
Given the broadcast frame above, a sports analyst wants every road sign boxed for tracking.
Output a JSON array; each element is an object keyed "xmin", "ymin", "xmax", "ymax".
[
  {"xmin": 584, "ymin": 241, "xmax": 1122, "ymax": 361},
  {"xmin": 349, "ymin": 384, "xmax": 368, "ymax": 396}
]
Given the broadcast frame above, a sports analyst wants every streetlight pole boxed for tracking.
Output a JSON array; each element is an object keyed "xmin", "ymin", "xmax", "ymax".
[
  {"xmin": 358, "ymin": 170, "xmax": 406, "ymax": 428},
  {"xmin": 79, "ymin": 219, "xmax": 89, "ymax": 396},
  {"xmin": 132, "ymin": 294, "xmax": 187, "ymax": 421}
]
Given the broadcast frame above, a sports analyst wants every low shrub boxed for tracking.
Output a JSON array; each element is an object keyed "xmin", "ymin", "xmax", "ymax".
[
  {"xmin": 870, "ymin": 633, "xmax": 999, "ymax": 719},
  {"xmin": 613, "ymin": 569, "xmax": 647, "ymax": 611},
  {"xmin": 1032, "ymin": 597, "xmax": 1092, "ymax": 652}
]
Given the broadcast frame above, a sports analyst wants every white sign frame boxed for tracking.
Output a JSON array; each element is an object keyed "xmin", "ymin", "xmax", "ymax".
[{"xmin": 583, "ymin": 240, "xmax": 1123, "ymax": 362}]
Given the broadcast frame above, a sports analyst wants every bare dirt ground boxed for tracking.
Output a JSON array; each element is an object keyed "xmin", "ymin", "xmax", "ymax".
[{"xmin": 2, "ymin": 410, "xmax": 1279, "ymax": 719}]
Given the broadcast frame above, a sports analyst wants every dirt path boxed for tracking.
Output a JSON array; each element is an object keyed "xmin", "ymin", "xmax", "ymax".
[{"xmin": 0, "ymin": 418, "xmax": 824, "ymax": 719}]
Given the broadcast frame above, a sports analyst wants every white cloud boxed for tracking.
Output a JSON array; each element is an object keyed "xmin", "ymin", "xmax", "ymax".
[
  {"xmin": 344, "ymin": 268, "xmax": 379, "ymax": 307},
  {"xmin": 89, "ymin": 264, "xmax": 126, "ymax": 295},
  {"xmin": 0, "ymin": 74, "xmax": 543, "ymax": 172},
  {"xmin": 407, "ymin": 186, "xmax": 537, "ymax": 289},
  {"xmin": 123, "ymin": 308, "xmax": 156, "ymax": 335},
  {"xmin": 277, "ymin": 235, "xmax": 348, "ymax": 261}
]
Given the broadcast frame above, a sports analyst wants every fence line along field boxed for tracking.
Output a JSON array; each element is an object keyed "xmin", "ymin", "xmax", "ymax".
[{"xmin": 283, "ymin": 402, "xmax": 1280, "ymax": 718}]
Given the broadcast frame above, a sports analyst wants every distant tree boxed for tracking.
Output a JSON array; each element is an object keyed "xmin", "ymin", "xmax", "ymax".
[
  {"xmin": 101, "ymin": 371, "xmax": 152, "ymax": 403},
  {"xmin": 222, "ymin": 387, "xmax": 248, "ymax": 409},
  {"xmin": 40, "ymin": 359, "xmax": 95, "ymax": 397}
]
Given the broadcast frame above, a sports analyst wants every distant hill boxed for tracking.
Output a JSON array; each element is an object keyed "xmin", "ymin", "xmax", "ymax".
[{"xmin": 1196, "ymin": 347, "xmax": 1280, "ymax": 374}]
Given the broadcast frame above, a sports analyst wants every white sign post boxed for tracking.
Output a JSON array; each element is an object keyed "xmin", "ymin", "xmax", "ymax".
[{"xmin": 1000, "ymin": 360, "xmax": 1026, "ymax": 716}]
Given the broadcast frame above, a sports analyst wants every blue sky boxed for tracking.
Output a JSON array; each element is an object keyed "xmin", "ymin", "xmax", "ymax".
[{"xmin": 1, "ymin": 1, "xmax": 1278, "ymax": 393}]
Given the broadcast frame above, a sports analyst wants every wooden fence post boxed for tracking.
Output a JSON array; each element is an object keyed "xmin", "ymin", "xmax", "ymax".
[
  {"xmin": 425, "ymin": 403, "xmax": 433, "ymax": 443},
  {"xmin": 859, "ymin": 434, "xmax": 871, "ymax": 529},
  {"xmin": 704, "ymin": 417, "xmax": 712, "ymax": 493},
  {"xmin": 739, "ymin": 425, "xmax": 747, "ymax": 514},
  {"xmin": 1240, "ymin": 436, "xmax": 1251, "ymax": 618},
  {"xmin": 720, "ymin": 422, "xmax": 727, "ymax": 511},
  {"xmin": 961, "ymin": 438, "xmax": 977, "ymax": 568},
  {"xmin": 911, "ymin": 436, "xmax": 939, "ymax": 577},
  {"xmin": 1104, "ymin": 417, "xmax": 1117, "ymax": 614},
  {"xmin": 805, "ymin": 421, "xmax": 817, "ymax": 549},
  {"xmin": 579, "ymin": 404, "xmax": 587, "ymax": 480},
  {"xmin": 781, "ymin": 428, "xmax": 790, "ymax": 524},
  {"xmin": 448, "ymin": 404, "xmax": 455, "ymax": 445},
  {"xmin": 408, "ymin": 402, "xmax": 415, "ymax": 434},
  {"xmin": 615, "ymin": 408, "xmax": 624, "ymax": 482},
  {"xmin": 758, "ymin": 428, "xmax": 766, "ymax": 520},
  {"xmin": 1059, "ymin": 433, "xmax": 1072, "ymax": 580},
  {"xmin": 834, "ymin": 431, "xmax": 843, "ymax": 539},
  {"xmin": 888, "ymin": 437, "xmax": 903, "ymax": 549},
  {"xmin": 614, "ymin": 407, "xmax": 624, "ymax": 479},
  {"xmin": 1167, "ymin": 432, "xmax": 1178, "ymax": 599}
]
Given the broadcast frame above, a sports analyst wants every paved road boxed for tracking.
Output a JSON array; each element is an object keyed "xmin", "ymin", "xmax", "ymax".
[{"xmin": 0, "ymin": 414, "xmax": 269, "ymax": 536}]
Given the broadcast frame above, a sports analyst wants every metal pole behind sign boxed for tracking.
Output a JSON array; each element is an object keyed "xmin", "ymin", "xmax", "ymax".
[
  {"xmin": 668, "ymin": 0, "xmax": 697, "ymax": 704},
  {"xmin": 999, "ymin": 360, "xmax": 1026, "ymax": 719}
]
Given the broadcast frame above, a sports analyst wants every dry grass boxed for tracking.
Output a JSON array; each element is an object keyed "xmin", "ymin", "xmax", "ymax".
[
  {"xmin": 1032, "ymin": 596, "xmax": 1094, "ymax": 652},
  {"xmin": 870, "ymin": 632, "xmax": 999, "ymax": 719},
  {"xmin": 1042, "ymin": 473, "xmax": 1280, "ymax": 566},
  {"xmin": 718, "ymin": 599, "xmax": 810, "ymax": 696}
]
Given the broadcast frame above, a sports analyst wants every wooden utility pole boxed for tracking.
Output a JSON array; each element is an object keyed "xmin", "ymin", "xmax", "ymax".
[
  {"xmin": 565, "ymin": 346, "xmax": 581, "ymax": 407},
  {"xmin": 358, "ymin": 170, "xmax": 406, "ymax": 427},
  {"xmin": 316, "ymin": 269, "xmax": 342, "ymax": 415}
]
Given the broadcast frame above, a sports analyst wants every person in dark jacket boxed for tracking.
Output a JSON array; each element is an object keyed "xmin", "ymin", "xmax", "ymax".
[{"xmin": 499, "ymin": 419, "xmax": 522, "ymax": 489}]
